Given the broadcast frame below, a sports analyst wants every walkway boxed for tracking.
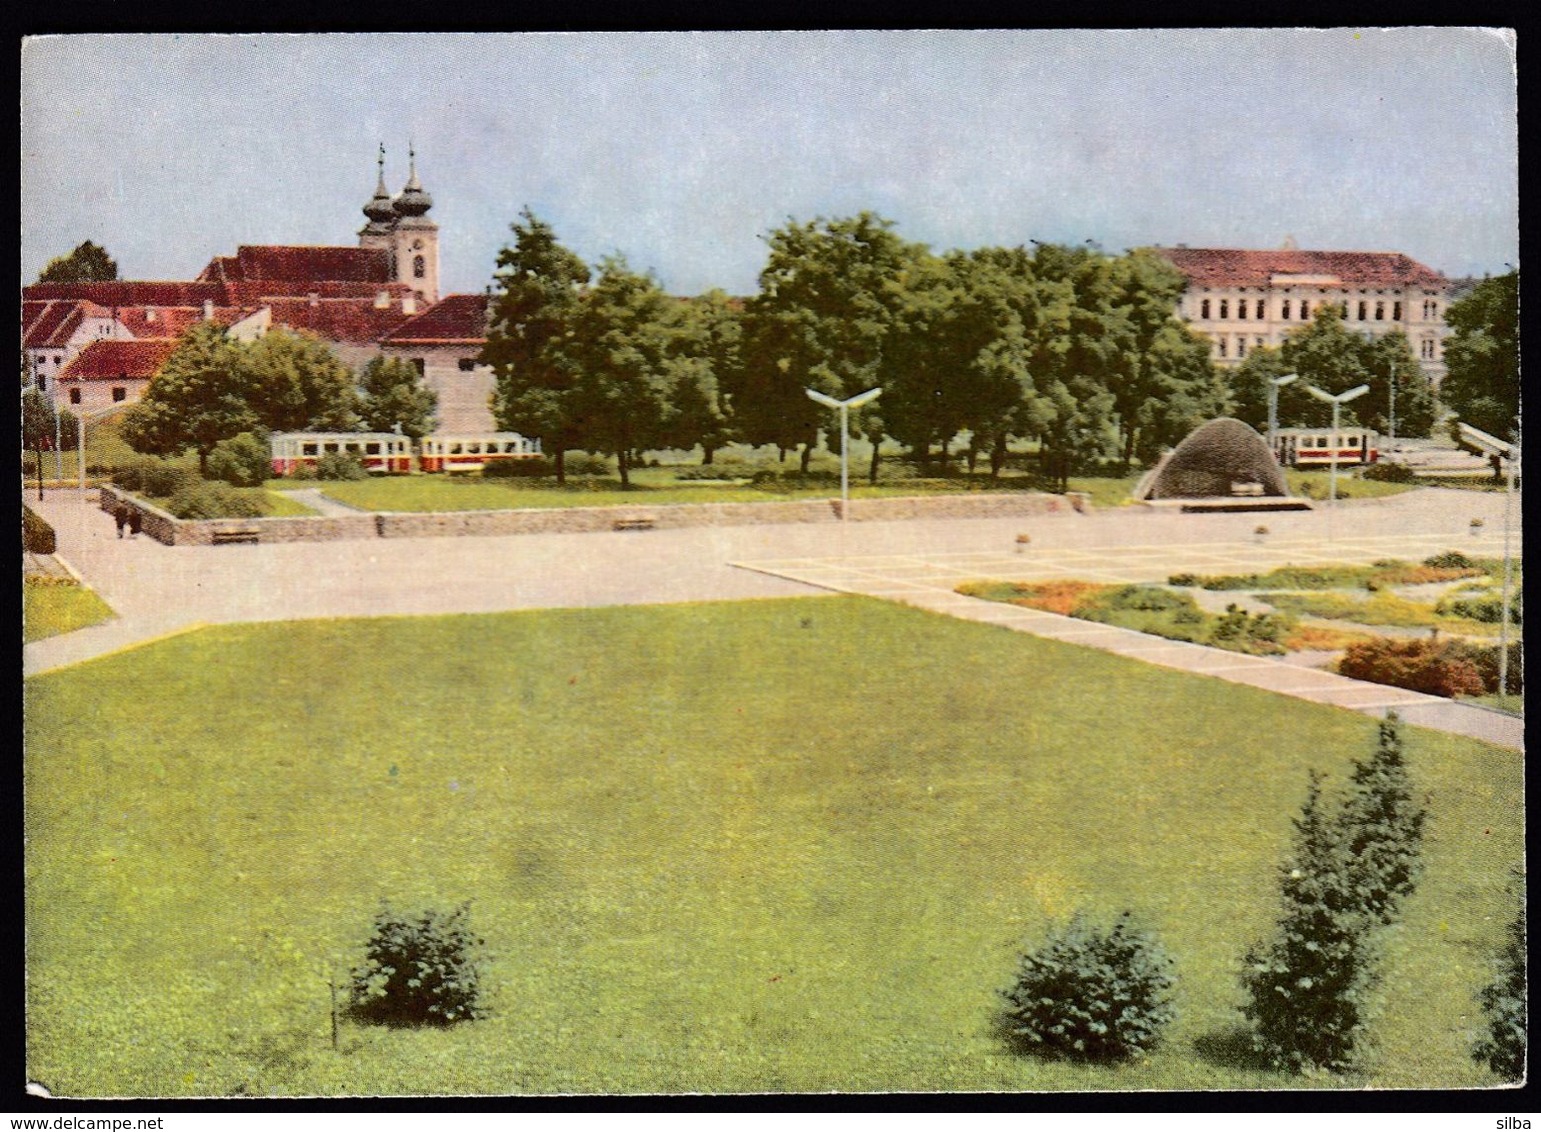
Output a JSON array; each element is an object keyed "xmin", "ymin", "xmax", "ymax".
[{"xmin": 732, "ymin": 527, "xmax": 1524, "ymax": 750}]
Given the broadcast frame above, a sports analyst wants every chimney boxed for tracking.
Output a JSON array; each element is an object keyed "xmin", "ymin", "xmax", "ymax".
[
  {"xmin": 375, "ymin": 290, "xmax": 390, "ymax": 309},
  {"xmin": 203, "ymin": 299, "xmax": 215, "ymax": 320},
  {"xmin": 308, "ymin": 291, "xmax": 320, "ymax": 309},
  {"xmin": 402, "ymin": 293, "xmax": 417, "ymax": 315}
]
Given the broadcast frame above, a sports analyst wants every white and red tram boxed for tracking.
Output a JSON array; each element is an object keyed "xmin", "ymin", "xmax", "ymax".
[
  {"xmin": 269, "ymin": 432, "xmax": 413, "ymax": 476},
  {"xmin": 1273, "ymin": 428, "xmax": 1379, "ymax": 468},
  {"xmin": 419, "ymin": 433, "xmax": 543, "ymax": 473}
]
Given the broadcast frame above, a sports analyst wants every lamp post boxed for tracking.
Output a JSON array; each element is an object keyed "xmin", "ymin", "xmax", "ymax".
[
  {"xmin": 1304, "ymin": 383, "xmax": 1370, "ymax": 508},
  {"xmin": 1267, "ymin": 373, "xmax": 1297, "ymax": 453},
  {"xmin": 806, "ymin": 386, "xmax": 882, "ymax": 522}
]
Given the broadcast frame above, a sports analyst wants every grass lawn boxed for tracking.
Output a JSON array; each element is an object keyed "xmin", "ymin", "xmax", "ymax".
[
  {"xmin": 24, "ymin": 599, "xmax": 1519, "ymax": 1095},
  {"xmin": 313, "ymin": 471, "xmax": 1090, "ymax": 513},
  {"xmin": 262, "ymin": 491, "xmax": 320, "ymax": 517},
  {"xmin": 1285, "ymin": 470, "xmax": 1418, "ymax": 501},
  {"xmin": 22, "ymin": 580, "xmax": 115, "ymax": 643}
]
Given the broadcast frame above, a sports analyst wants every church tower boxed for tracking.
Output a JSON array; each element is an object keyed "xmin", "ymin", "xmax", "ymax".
[
  {"xmin": 359, "ymin": 143, "xmax": 398, "ymax": 256},
  {"xmin": 390, "ymin": 145, "xmax": 440, "ymax": 305}
]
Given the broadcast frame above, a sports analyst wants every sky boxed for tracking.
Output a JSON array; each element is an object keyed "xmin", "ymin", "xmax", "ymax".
[{"xmin": 20, "ymin": 29, "xmax": 1518, "ymax": 298}]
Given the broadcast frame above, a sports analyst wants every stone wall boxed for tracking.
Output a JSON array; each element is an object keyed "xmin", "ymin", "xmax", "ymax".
[{"xmin": 100, "ymin": 485, "xmax": 1084, "ymax": 546}]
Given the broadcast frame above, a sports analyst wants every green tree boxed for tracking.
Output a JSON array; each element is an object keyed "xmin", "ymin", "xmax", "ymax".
[
  {"xmin": 1473, "ymin": 882, "xmax": 1526, "ymax": 1082},
  {"xmin": 563, "ymin": 257, "xmax": 679, "ymax": 488},
  {"xmin": 736, "ymin": 213, "xmax": 923, "ymax": 473},
  {"xmin": 242, "ymin": 328, "xmax": 360, "ymax": 434},
  {"xmin": 1242, "ymin": 771, "xmax": 1379, "ymax": 1073},
  {"xmin": 1441, "ymin": 271, "xmax": 1519, "ymax": 441},
  {"xmin": 1362, "ymin": 332, "xmax": 1435, "ymax": 440},
  {"xmin": 121, "ymin": 322, "xmax": 258, "ymax": 476},
  {"xmin": 483, "ymin": 209, "xmax": 592, "ymax": 485},
  {"xmin": 37, "ymin": 240, "xmax": 119, "ymax": 284},
  {"xmin": 357, "ymin": 356, "xmax": 438, "ymax": 440},
  {"xmin": 661, "ymin": 291, "xmax": 741, "ymax": 464},
  {"xmin": 1338, "ymin": 712, "xmax": 1427, "ymax": 925}
]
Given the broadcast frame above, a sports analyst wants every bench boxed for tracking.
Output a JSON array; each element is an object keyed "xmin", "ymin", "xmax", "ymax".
[
  {"xmin": 612, "ymin": 516, "xmax": 657, "ymax": 531},
  {"xmin": 211, "ymin": 528, "xmax": 261, "ymax": 545}
]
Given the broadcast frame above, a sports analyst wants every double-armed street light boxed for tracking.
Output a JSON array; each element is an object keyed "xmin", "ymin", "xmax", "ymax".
[
  {"xmin": 1304, "ymin": 382, "xmax": 1370, "ymax": 509},
  {"xmin": 805, "ymin": 386, "xmax": 882, "ymax": 522},
  {"xmin": 1267, "ymin": 373, "xmax": 1297, "ymax": 452}
]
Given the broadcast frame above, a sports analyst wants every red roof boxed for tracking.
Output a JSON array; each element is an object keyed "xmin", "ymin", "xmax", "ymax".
[
  {"xmin": 22, "ymin": 299, "xmax": 90, "ymax": 348},
  {"xmin": 23, "ymin": 281, "xmax": 227, "ymax": 307},
  {"xmin": 1152, "ymin": 248, "xmax": 1446, "ymax": 289},
  {"xmin": 218, "ymin": 278, "xmax": 414, "ymax": 306},
  {"xmin": 56, "ymin": 339, "xmax": 178, "ymax": 382},
  {"xmin": 113, "ymin": 306, "xmax": 247, "ymax": 337},
  {"xmin": 262, "ymin": 297, "xmax": 416, "ymax": 343},
  {"xmin": 197, "ymin": 245, "xmax": 394, "ymax": 285},
  {"xmin": 379, "ymin": 293, "xmax": 488, "ymax": 344}
]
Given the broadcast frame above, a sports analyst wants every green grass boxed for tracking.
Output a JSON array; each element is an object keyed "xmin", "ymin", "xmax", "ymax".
[
  {"xmin": 23, "ymin": 579, "xmax": 115, "ymax": 643},
  {"xmin": 1285, "ymin": 470, "xmax": 1419, "ymax": 501},
  {"xmin": 261, "ymin": 491, "xmax": 320, "ymax": 517},
  {"xmin": 1258, "ymin": 591, "xmax": 1501, "ymax": 637},
  {"xmin": 313, "ymin": 472, "xmax": 1082, "ymax": 513},
  {"xmin": 24, "ymin": 599, "xmax": 1519, "ymax": 1095}
]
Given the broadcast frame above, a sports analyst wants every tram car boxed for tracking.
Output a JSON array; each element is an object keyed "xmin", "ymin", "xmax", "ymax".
[
  {"xmin": 1273, "ymin": 428, "xmax": 1379, "ymax": 468},
  {"xmin": 270, "ymin": 432, "xmax": 413, "ymax": 476},
  {"xmin": 419, "ymin": 433, "xmax": 543, "ymax": 473}
]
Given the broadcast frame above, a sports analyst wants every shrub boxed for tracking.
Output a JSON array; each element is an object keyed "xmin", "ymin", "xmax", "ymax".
[
  {"xmin": 1096, "ymin": 585, "xmax": 1193, "ymax": 613},
  {"xmin": 114, "ymin": 457, "xmax": 201, "ymax": 499},
  {"xmin": 1001, "ymin": 912, "xmax": 1176, "ymax": 1062},
  {"xmin": 481, "ymin": 455, "xmax": 556, "ymax": 478},
  {"xmin": 289, "ymin": 462, "xmax": 318, "ymax": 481},
  {"xmin": 1463, "ymin": 640, "xmax": 1524, "ymax": 697},
  {"xmin": 23, "ymin": 505, "xmax": 56, "ymax": 555},
  {"xmin": 316, "ymin": 452, "xmax": 369, "ymax": 481},
  {"xmin": 1437, "ymin": 583, "xmax": 1522, "ymax": 627},
  {"xmin": 672, "ymin": 465, "xmax": 749, "ymax": 482},
  {"xmin": 164, "ymin": 482, "xmax": 269, "ymax": 520},
  {"xmin": 1473, "ymin": 889, "xmax": 1527, "ymax": 1082},
  {"xmin": 350, "ymin": 903, "xmax": 485, "ymax": 1027},
  {"xmin": 1242, "ymin": 772, "xmax": 1381, "ymax": 1074},
  {"xmin": 207, "ymin": 432, "xmax": 271, "ymax": 488},
  {"xmin": 566, "ymin": 452, "xmax": 612, "ymax": 477},
  {"xmin": 1361, "ymin": 461, "xmax": 1418, "ymax": 483},
  {"xmin": 1167, "ymin": 573, "xmax": 1199, "ymax": 588},
  {"xmin": 1423, "ymin": 551, "xmax": 1475, "ymax": 570},
  {"xmin": 1337, "ymin": 638, "xmax": 1486, "ymax": 699}
]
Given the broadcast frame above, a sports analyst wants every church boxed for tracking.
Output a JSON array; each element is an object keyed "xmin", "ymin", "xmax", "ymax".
[{"xmin": 21, "ymin": 148, "xmax": 496, "ymax": 431}]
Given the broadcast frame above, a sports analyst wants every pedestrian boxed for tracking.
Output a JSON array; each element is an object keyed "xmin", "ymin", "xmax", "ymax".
[
  {"xmin": 128, "ymin": 508, "xmax": 142, "ymax": 539},
  {"xmin": 114, "ymin": 504, "xmax": 128, "ymax": 539}
]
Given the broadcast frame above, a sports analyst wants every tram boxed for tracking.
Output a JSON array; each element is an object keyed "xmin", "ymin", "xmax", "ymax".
[
  {"xmin": 1273, "ymin": 428, "xmax": 1379, "ymax": 468},
  {"xmin": 419, "ymin": 433, "xmax": 543, "ymax": 473},
  {"xmin": 269, "ymin": 432, "xmax": 413, "ymax": 476}
]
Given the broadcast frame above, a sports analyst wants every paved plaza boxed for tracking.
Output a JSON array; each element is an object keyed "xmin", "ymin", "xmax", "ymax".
[{"xmin": 22, "ymin": 485, "xmax": 1523, "ymax": 750}]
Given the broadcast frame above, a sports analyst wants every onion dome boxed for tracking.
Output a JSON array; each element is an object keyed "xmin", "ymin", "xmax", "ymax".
[
  {"xmin": 362, "ymin": 144, "xmax": 397, "ymax": 231},
  {"xmin": 394, "ymin": 144, "xmax": 433, "ymax": 218}
]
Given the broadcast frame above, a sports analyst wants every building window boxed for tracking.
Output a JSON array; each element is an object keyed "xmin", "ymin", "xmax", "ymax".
[
  {"xmin": 1421, "ymin": 338, "xmax": 1436, "ymax": 360},
  {"xmin": 412, "ymin": 358, "xmax": 426, "ymax": 376},
  {"xmin": 1359, "ymin": 301, "xmax": 1368, "ymax": 320},
  {"xmin": 1392, "ymin": 301, "xmax": 1402, "ymax": 320},
  {"xmin": 1200, "ymin": 299, "xmax": 1210, "ymax": 319},
  {"xmin": 413, "ymin": 255, "xmax": 426, "ymax": 279},
  {"xmin": 1281, "ymin": 300, "xmax": 1291, "ymax": 320},
  {"xmin": 1299, "ymin": 301, "xmax": 1310, "ymax": 320},
  {"xmin": 458, "ymin": 358, "xmax": 476, "ymax": 371},
  {"xmin": 1375, "ymin": 301, "xmax": 1385, "ymax": 321},
  {"xmin": 69, "ymin": 388, "xmax": 81, "ymax": 405},
  {"xmin": 1256, "ymin": 337, "xmax": 1266, "ymax": 350},
  {"xmin": 1217, "ymin": 337, "xmax": 1228, "ymax": 358},
  {"xmin": 1237, "ymin": 338, "xmax": 1247, "ymax": 358},
  {"xmin": 1219, "ymin": 299, "xmax": 1229, "ymax": 319},
  {"xmin": 112, "ymin": 387, "xmax": 127, "ymax": 403},
  {"xmin": 38, "ymin": 376, "xmax": 47, "ymax": 392}
]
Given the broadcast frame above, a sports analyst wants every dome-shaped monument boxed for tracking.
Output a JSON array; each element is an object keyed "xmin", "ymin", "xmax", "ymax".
[{"xmin": 1135, "ymin": 418, "xmax": 1292, "ymax": 501}]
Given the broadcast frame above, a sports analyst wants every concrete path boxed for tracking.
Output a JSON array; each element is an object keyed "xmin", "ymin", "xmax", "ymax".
[
  {"xmin": 21, "ymin": 485, "xmax": 1524, "ymax": 751},
  {"xmin": 280, "ymin": 487, "xmax": 367, "ymax": 517}
]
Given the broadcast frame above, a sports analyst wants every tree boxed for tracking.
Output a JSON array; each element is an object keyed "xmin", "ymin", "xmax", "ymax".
[
  {"xmin": 121, "ymin": 322, "xmax": 258, "ymax": 476},
  {"xmin": 483, "ymin": 209, "xmax": 592, "ymax": 485},
  {"xmin": 357, "ymin": 356, "xmax": 438, "ymax": 440},
  {"xmin": 1242, "ymin": 771, "xmax": 1380, "ymax": 1073},
  {"xmin": 1338, "ymin": 712, "xmax": 1427, "ymax": 925},
  {"xmin": 1441, "ymin": 271, "xmax": 1519, "ymax": 442},
  {"xmin": 1473, "ymin": 882, "xmax": 1527, "ymax": 1082},
  {"xmin": 563, "ymin": 257, "xmax": 679, "ymax": 488},
  {"xmin": 37, "ymin": 240, "xmax": 119, "ymax": 284},
  {"xmin": 661, "ymin": 291, "xmax": 740, "ymax": 464},
  {"xmin": 242, "ymin": 328, "xmax": 360, "ymax": 434},
  {"xmin": 736, "ymin": 213, "xmax": 924, "ymax": 473}
]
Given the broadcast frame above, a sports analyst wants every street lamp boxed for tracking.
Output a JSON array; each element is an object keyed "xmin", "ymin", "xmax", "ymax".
[
  {"xmin": 805, "ymin": 386, "xmax": 882, "ymax": 521},
  {"xmin": 1267, "ymin": 373, "xmax": 1297, "ymax": 453},
  {"xmin": 1303, "ymin": 382, "xmax": 1370, "ymax": 508}
]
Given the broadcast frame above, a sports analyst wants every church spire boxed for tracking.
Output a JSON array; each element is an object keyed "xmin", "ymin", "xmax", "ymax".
[
  {"xmin": 361, "ymin": 142, "xmax": 398, "ymax": 232},
  {"xmin": 396, "ymin": 141, "xmax": 433, "ymax": 218}
]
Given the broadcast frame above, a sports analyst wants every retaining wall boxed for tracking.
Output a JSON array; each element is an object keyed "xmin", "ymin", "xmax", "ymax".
[{"xmin": 100, "ymin": 485, "xmax": 1084, "ymax": 546}]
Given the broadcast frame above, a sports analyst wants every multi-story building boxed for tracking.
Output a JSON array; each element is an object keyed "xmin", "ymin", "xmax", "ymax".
[{"xmin": 1152, "ymin": 244, "xmax": 1452, "ymax": 385}]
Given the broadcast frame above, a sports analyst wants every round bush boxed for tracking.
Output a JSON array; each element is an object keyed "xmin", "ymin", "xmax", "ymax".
[
  {"xmin": 481, "ymin": 455, "xmax": 555, "ymax": 478},
  {"xmin": 1361, "ymin": 461, "xmax": 1418, "ymax": 484},
  {"xmin": 207, "ymin": 432, "xmax": 272, "ymax": 488},
  {"xmin": 350, "ymin": 903, "xmax": 485, "ymax": 1027},
  {"xmin": 1002, "ymin": 912, "xmax": 1176, "ymax": 1062},
  {"xmin": 316, "ymin": 452, "xmax": 369, "ymax": 481},
  {"xmin": 164, "ymin": 482, "xmax": 269, "ymax": 520}
]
